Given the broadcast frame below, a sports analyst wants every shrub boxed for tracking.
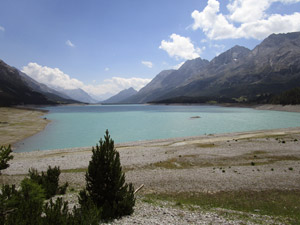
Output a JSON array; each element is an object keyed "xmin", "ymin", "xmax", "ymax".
[
  {"xmin": 72, "ymin": 197, "xmax": 102, "ymax": 225},
  {"xmin": 4, "ymin": 178, "xmax": 45, "ymax": 225},
  {"xmin": 1, "ymin": 181, "xmax": 76, "ymax": 225},
  {"xmin": 0, "ymin": 184, "xmax": 18, "ymax": 225},
  {"xmin": 28, "ymin": 166, "xmax": 68, "ymax": 199},
  {"xmin": 42, "ymin": 198, "xmax": 71, "ymax": 225},
  {"xmin": 0, "ymin": 145, "xmax": 13, "ymax": 174},
  {"xmin": 79, "ymin": 130, "xmax": 135, "ymax": 220}
]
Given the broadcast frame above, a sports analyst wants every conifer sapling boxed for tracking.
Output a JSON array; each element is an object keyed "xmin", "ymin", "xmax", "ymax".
[{"xmin": 79, "ymin": 130, "xmax": 135, "ymax": 220}]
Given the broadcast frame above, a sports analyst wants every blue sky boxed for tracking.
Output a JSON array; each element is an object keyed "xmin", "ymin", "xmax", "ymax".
[{"xmin": 1, "ymin": 0, "xmax": 300, "ymax": 99}]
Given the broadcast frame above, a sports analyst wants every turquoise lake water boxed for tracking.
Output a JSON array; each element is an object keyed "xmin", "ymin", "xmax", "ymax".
[{"xmin": 14, "ymin": 104, "xmax": 300, "ymax": 152}]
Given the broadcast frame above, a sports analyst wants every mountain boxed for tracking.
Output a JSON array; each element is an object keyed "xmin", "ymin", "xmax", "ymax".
[
  {"xmin": 122, "ymin": 70, "xmax": 174, "ymax": 103},
  {"xmin": 0, "ymin": 59, "xmax": 79, "ymax": 106},
  {"xmin": 131, "ymin": 31, "xmax": 300, "ymax": 104},
  {"xmin": 160, "ymin": 32, "xmax": 300, "ymax": 102},
  {"xmin": 158, "ymin": 45, "xmax": 253, "ymax": 100},
  {"xmin": 54, "ymin": 87, "xmax": 97, "ymax": 104},
  {"xmin": 18, "ymin": 71, "xmax": 74, "ymax": 102},
  {"xmin": 0, "ymin": 60, "xmax": 54, "ymax": 106},
  {"xmin": 123, "ymin": 57, "xmax": 209, "ymax": 103},
  {"xmin": 102, "ymin": 87, "xmax": 137, "ymax": 104}
]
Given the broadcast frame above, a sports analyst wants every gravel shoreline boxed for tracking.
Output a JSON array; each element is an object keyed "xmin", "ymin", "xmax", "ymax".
[
  {"xmin": 2, "ymin": 127, "xmax": 300, "ymax": 224},
  {"xmin": 3, "ymin": 127, "xmax": 300, "ymax": 193},
  {"xmin": 2, "ymin": 106, "xmax": 300, "ymax": 224}
]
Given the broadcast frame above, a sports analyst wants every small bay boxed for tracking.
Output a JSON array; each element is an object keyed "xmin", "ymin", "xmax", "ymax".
[{"xmin": 14, "ymin": 104, "xmax": 300, "ymax": 152}]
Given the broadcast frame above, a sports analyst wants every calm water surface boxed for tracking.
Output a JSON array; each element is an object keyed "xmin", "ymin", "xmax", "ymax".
[{"xmin": 14, "ymin": 105, "xmax": 300, "ymax": 152}]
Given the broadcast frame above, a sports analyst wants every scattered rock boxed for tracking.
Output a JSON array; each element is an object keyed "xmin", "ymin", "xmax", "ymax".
[{"xmin": 190, "ymin": 116, "xmax": 201, "ymax": 119}]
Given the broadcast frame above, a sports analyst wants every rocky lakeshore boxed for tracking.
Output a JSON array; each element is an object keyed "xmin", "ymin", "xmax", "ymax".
[{"xmin": 2, "ymin": 127, "xmax": 300, "ymax": 224}]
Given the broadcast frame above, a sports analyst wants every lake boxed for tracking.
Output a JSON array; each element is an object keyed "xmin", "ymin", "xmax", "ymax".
[{"xmin": 14, "ymin": 104, "xmax": 300, "ymax": 152}]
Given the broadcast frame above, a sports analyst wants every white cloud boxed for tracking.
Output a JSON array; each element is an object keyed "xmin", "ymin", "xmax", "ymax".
[
  {"xmin": 22, "ymin": 62, "xmax": 151, "ymax": 99},
  {"xmin": 105, "ymin": 67, "xmax": 110, "ymax": 71},
  {"xmin": 141, "ymin": 61, "xmax": 153, "ymax": 68},
  {"xmin": 191, "ymin": 0, "xmax": 238, "ymax": 40},
  {"xmin": 66, "ymin": 40, "xmax": 75, "ymax": 47},
  {"xmin": 22, "ymin": 63, "xmax": 84, "ymax": 90},
  {"xmin": 191, "ymin": 0, "xmax": 300, "ymax": 40},
  {"xmin": 227, "ymin": 0, "xmax": 271, "ymax": 23},
  {"xmin": 83, "ymin": 77, "xmax": 151, "ymax": 98},
  {"xmin": 0, "ymin": 26, "xmax": 4, "ymax": 32},
  {"xmin": 159, "ymin": 33, "xmax": 202, "ymax": 60}
]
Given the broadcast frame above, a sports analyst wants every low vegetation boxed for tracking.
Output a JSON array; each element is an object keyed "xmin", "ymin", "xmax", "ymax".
[
  {"xmin": 28, "ymin": 166, "xmax": 68, "ymax": 199},
  {"xmin": 0, "ymin": 145, "xmax": 13, "ymax": 174},
  {"xmin": 145, "ymin": 190, "xmax": 300, "ymax": 224},
  {"xmin": 0, "ymin": 130, "xmax": 135, "ymax": 224},
  {"xmin": 270, "ymin": 87, "xmax": 300, "ymax": 105}
]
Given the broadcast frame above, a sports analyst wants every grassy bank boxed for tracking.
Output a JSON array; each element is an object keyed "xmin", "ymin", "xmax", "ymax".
[{"xmin": 144, "ymin": 190, "xmax": 300, "ymax": 224}]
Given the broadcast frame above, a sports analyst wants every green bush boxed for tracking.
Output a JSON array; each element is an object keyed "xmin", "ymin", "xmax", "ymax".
[
  {"xmin": 29, "ymin": 166, "xmax": 68, "ymax": 199},
  {"xmin": 3, "ymin": 178, "xmax": 45, "ymax": 225},
  {"xmin": 0, "ymin": 145, "xmax": 13, "ymax": 174},
  {"xmin": 72, "ymin": 196, "xmax": 102, "ymax": 225},
  {"xmin": 80, "ymin": 130, "xmax": 135, "ymax": 220},
  {"xmin": 1, "ymin": 131, "xmax": 135, "ymax": 224},
  {"xmin": 0, "ymin": 184, "xmax": 17, "ymax": 225},
  {"xmin": 42, "ymin": 198, "xmax": 71, "ymax": 225},
  {"xmin": 1, "ymin": 172, "xmax": 103, "ymax": 225}
]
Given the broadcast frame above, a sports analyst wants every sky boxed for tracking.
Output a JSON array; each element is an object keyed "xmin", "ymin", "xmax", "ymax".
[{"xmin": 1, "ymin": 0, "xmax": 300, "ymax": 100}]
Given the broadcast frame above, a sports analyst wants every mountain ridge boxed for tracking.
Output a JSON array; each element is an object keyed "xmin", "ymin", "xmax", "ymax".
[
  {"xmin": 102, "ymin": 87, "xmax": 137, "ymax": 104},
  {"xmin": 53, "ymin": 87, "xmax": 97, "ymax": 104},
  {"xmin": 124, "ymin": 31, "xmax": 300, "ymax": 104},
  {"xmin": 0, "ymin": 59, "xmax": 78, "ymax": 106}
]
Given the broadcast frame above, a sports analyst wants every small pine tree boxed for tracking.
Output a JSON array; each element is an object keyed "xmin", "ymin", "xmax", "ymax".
[
  {"xmin": 79, "ymin": 130, "xmax": 135, "ymax": 220},
  {"xmin": 28, "ymin": 166, "xmax": 68, "ymax": 199},
  {"xmin": 0, "ymin": 145, "xmax": 14, "ymax": 174}
]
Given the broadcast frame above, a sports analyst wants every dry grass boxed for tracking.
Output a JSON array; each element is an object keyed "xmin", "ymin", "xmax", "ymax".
[
  {"xmin": 194, "ymin": 143, "xmax": 216, "ymax": 148},
  {"xmin": 148, "ymin": 149, "xmax": 300, "ymax": 170},
  {"xmin": 0, "ymin": 107, "xmax": 49, "ymax": 146},
  {"xmin": 145, "ymin": 190, "xmax": 300, "ymax": 224}
]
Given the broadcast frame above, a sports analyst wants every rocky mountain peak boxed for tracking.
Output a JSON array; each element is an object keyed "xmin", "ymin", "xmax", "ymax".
[
  {"xmin": 211, "ymin": 45, "xmax": 250, "ymax": 66},
  {"xmin": 102, "ymin": 87, "xmax": 137, "ymax": 104},
  {"xmin": 179, "ymin": 57, "xmax": 209, "ymax": 70},
  {"xmin": 252, "ymin": 32, "xmax": 300, "ymax": 57}
]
